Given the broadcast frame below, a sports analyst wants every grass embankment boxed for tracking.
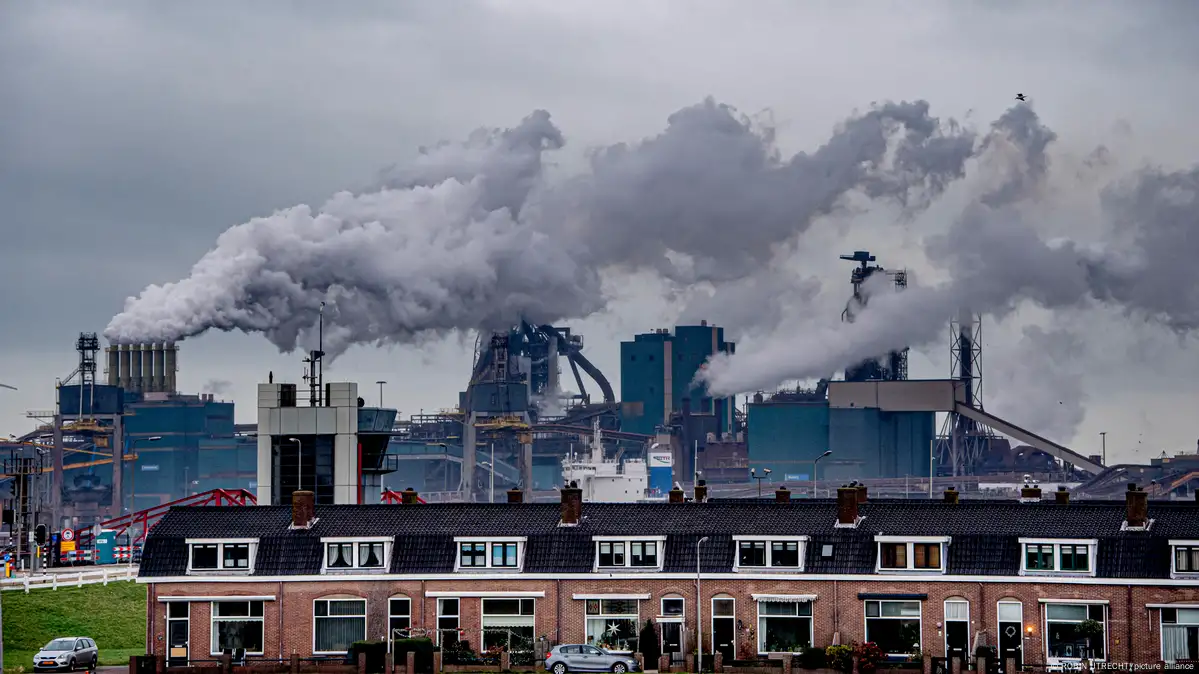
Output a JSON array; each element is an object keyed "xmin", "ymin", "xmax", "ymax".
[{"xmin": 2, "ymin": 580, "xmax": 146, "ymax": 672}]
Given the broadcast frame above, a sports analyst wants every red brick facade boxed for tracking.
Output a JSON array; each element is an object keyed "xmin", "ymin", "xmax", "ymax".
[{"xmin": 145, "ymin": 577, "xmax": 1199, "ymax": 665}]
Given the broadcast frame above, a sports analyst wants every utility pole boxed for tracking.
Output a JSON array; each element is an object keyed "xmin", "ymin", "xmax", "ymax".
[
  {"xmin": 1100, "ymin": 431, "xmax": 1107, "ymax": 466},
  {"xmin": 376, "ymin": 381, "xmax": 387, "ymax": 407}
]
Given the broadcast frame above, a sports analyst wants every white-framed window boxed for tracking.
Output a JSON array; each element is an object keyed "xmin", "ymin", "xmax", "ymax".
[
  {"xmin": 313, "ymin": 597, "xmax": 367, "ymax": 654},
  {"xmin": 1169, "ymin": 540, "xmax": 1199, "ymax": 577},
  {"xmin": 321, "ymin": 537, "xmax": 391, "ymax": 572},
  {"xmin": 864, "ymin": 600, "xmax": 922, "ymax": 656},
  {"xmin": 944, "ymin": 599, "xmax": 970, "ymax": 661},
  {"xmin": 1161, "ymin": 607, "xmax": 1199, "ymax": 662},
  {"xmin": 1043, "ymin": 602, "xmax": 1106, "ymax": 663},
  {"xmin": 454, "ymin": 537, "xmax": 527, "ymax": 571},
  {"xmin": 437, "ymin": 598, "xmax": 460, "ymax": 646},
  {"xmin": 186, "ymin": 539, "xmax": 257, "ymax": 573},
  {"xmin": 388, "ymin": 597, "xmax": 412, "ymax": 645},
  {"xmin": 733, "ymin": 536, "xmax": 806, "ymax": 571},
  {"xmin": 874, "ymin": 536, "xmax": 948, "ymax": 573},
  {"xmin": 661, "ymin": 596, "xmax": 685, "ymax": 619},
  {"xmin": 756, "ymin": 599, "xmax": 812, "ymax": 653},
  {"xmin": 1018, "ymin": 538, "xmax": 1097, "ymax": 576},
  {"xmin": 210, "ymin": 601, "xmax": 264, "ymax": 656},
  {"xmin": 481, "ymin": 598, "xmax": 536, "ymax": 655},
  {"xmin": 593, "ymin": 536, "xmax": 665, "ymax": 571},
  {"xmin": 584, "ymin": 599, "xmax": 639, "ymax": 652}
]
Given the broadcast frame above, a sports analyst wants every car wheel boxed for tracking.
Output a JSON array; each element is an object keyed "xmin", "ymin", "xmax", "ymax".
[
  {"xmin": 69, "ymin": 658, "xmax": 76, "ymax": 671},
  {"xmin": 552, "ymin": 663, "xmax": 567, "ymax": 674},
  {"xmin": 612, "ymin": 664, "xmax": 628, "ymax": 674}
]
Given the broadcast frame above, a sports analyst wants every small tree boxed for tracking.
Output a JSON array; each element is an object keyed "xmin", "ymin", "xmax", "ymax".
[{"xmin": 639, "ymin": 619, "xmax": 661, "ymax": 664}]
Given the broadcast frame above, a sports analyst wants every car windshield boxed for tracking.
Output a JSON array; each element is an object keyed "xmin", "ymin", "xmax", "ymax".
[{"xmin": 45, "ymin": 639, "xmax": 76, "ymax": 651}]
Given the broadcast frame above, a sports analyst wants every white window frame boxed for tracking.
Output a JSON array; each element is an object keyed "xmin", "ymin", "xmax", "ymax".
[
  {"xmin": 584, "ymin": 597, "xmax": 640, "ymax": 653},
  {"xmin": 209, "ymin": 600, "xmax": 265, "ymax": 656},
  {"xmin": 943, "ymin": 599, "xmax": 970, "ymax": 658},
  {"xmin": 1158, "ymin": 605, "xmax": 1199, "ymax": 663},
  {"xmin": 755, "ymin": 598, "xmax": 813, "ymax": 655},
  {"xmin": 320, "ymin": 537, "xmax": 392, "ymax": 573},
  {"xmin": 1017, "ymin": 538, "xmax": 1098, "ymax": 577},
  {"xmin": 660, "ymin": 596, "xmax": 685, "ymax": 621},
  {"xmin": 1042, "ymin": 600, "xmax": 1108, "ymax": 665},
  {"xmin": 733, "ymin": 536, "xmax": 807, "ymax": 572},
  {"xmin": 312, "ymin": 597, "xmax": 367, "ymax": 655},
  {"xmin": 437, "ymin": 597, "xmax": 460, "ymax": 647},
  {"xmin": 453, "ymin": 536, "xmax": 527, "ymax": 572},
  {"xmin": 711, "ymin": 596, "xmax": 736, "ymax": 658},
  {"xmin": 1169, "ymin": 539, "xmax": 1199, "ymax": 579},
  {"xmin": 863, "ymin": 599, "xmax": 923, "ymax": 657},
  {"xmin": 387, "ymin": 596, "xmax": 412, "ymax": 649},
  {"xmin": 874, "ymin": 536, "xmax": 949, "ymax": 574},
  {"xmin": 592, "ymin": 536, "xmax": 666, "ymax": 571},
  {"xmin": 185, "ymin": 538, "xmax": 257, "ymax": 574},
  {"xmin": 480, "ymin": 597, "xmax": 537, "ymax": 654}
]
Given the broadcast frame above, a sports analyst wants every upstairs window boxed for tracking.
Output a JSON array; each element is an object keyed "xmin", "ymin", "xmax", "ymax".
[
  {"xmin": 593, "ymin": 537, "xmax": 664, "ymax": 570},
  {"xmin": 454, "ymin": 537, "xmax": 526, "ymax": 571},
  {"xmin": 875, "ymin": 537, "xmax": 947, "ymax": 572},
  {"xmin": 321, "ymin": 538, "xmax": 389, "ymax": 572},
  {"xmin": 1018, "ymin": 539, "xmax": 1096, "ymax": 576},
  {"xmin": 187, "ymin": 540, "xmax": 256, "ymax": 573},
  {"xmin": 1170, "ymin": 540, "xmax": 1199, "ymax": 576},
  {"xmin": 734, "ymin": 537, "xmax": 806, "ymax": 570}
]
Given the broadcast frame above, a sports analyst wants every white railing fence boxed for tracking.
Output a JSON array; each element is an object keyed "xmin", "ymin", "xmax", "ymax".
[{"xmin": 0, "ymin": 566, "xmax": 138, "ymax": 593}]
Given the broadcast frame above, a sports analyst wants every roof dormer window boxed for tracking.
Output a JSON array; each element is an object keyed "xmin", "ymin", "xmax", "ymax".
[
  {"xmin": 733, "ymin": 536, "xmax": 807, "ymax": 571},
  {"xmin": 186, "ymin": 539, "xmax": 257, "ymax": 574},
  {"xmin": 320, "ymin": 537, "xmax": 392, "ymax": 573},
  {"xmin": 1169, "ymin": 540, "xmax": 1199, "ymax": 578},
  {"xmin": 593, "ymin": 536, "xmax": 666, "ymax": 571},
  {"xmin": 453, "ymin": 537, "xmax": 527, "ymax": 572},
  {"xmin": 874, "ymin": 536, "xmax": 949, "ymax": 573},
  {"xmin": 1018, "ymin": 538, "xmax": 1097, "ymax": 577}
]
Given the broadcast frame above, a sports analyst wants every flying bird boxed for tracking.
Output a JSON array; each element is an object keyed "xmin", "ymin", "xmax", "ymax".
[{"xmin": 1016, "ymin": 93, "xmax": 1027, "ymax": 101}]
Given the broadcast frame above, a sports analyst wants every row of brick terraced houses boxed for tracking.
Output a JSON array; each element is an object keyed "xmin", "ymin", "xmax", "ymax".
[{"xmin": 136, "ymin": 483, "xmax": 1199, "ymax": 668}]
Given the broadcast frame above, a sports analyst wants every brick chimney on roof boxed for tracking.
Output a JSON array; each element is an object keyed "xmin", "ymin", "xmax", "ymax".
[
  {"xmin": 775, "ymin": 485, "xmax": 791, "ymax": 503},
  {"xmin": 507, "ymin": 488, "xmax": 523, "ymax": 504},
  {"xmin": 401, "ymin": 487, "xmax": 419, "ymax": 505},
  {"xmin": 944, "ymin": 487, "xmax": 959, "ymax": 504},
  {"xmin": 836, "ymin": 485, "xmax": 859, "ymax": 525},
  {"xmin": 1126, "ymin": 483, "xmax": 1148, "ymax": 528},
  {"xmin": 856, "ymin": 483, "xmax": 868, "ymax": 503},
  {"xmin": 669, "ymin": 485, "xmax": 685, "ymax": 503},
  {"xmin": 560, "ymin": 481, "xmax": 583, "ymax": 526},
  {"xmin": 1055, "ymin": 485, "xmax": 1070, "ymax": 505},
  {"xmin": 1020, "ymin": 483, "xmax": 1042, "ymax": 501},
  {"xmin": 694, "ymin": 480, "xmax": 708, "ymax": 503},
  {"xmin": 291, "ymin": 490, "xmax": 315, "ymax": 529}
]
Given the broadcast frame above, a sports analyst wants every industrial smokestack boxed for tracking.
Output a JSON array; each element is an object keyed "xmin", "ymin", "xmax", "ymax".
[
  {"xmin": 118, "ymin": 345, "xmax": 131, "ymax": 390},
  {"xmin": 106, "ymin": 346, "xmax": 119, "ymax": 387},
  {"xmin": 164, "ymin": 342, "xmax": 178, "ymax": 394},
  {"xmin": 128, "ymin": 344, "xmax": 143, "ymax": 393},
  {"xmin": 140, "ymin": 344, "xmax": 155, "ymax": 393},
  {"xmin": 152, "ymin": 343, "xmax": 166, "ymax": 393}
]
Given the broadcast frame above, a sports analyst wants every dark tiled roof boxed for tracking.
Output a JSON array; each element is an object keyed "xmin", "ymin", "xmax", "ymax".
[{"xmin": 138, "ymin": 498, "xmax": 1199, "ymax": 579}]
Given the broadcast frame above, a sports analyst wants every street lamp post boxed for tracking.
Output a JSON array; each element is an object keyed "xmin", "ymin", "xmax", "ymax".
[
  {"xmin": 287, "ymin": 437, "xmax": 303, "ymax": 495},
  {"xmin": 1100, "ymin": 431, "xmax": 1107, "ymax": 466},
  {"xmin": 750, "ymin": 468, "xmax": 772, "ymax": 498},
  {"xmin": 812, "ymin": 450, "xmax": 832, "ymax": 498},
  {"xmin": 376, "ymin": 381, "xmax": 387, "ymax": 407},
  {"xmin": 129, "ymin": 436, "xmax": 162, "ymax": 567},
  {"xmin": 696, "ymin": 536, "xmax": 709, "ymax": 670}
]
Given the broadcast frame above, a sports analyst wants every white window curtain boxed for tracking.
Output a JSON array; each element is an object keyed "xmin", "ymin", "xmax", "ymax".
[{"xmin": 1162, "ymin": 626, "xmax": 1190, "ymax": 663}]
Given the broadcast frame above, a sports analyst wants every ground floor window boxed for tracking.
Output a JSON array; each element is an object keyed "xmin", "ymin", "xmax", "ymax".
[
  {"xmin": 314, "ymin": 598, "xmax": 367, "ymax": 654},
  {"xmin": 210, "ymin": 601, "xmax": 264, "ymax": 656},
  {"xmin": 1161, "ymin": 608, "xmax": 1199, "ymax": 662},
  {"xmin": 585, "ymin": 599, "xmax": 638, "ymax": 652},
  {"xmin": 864, "ymin": 600, "xmax": 921, "ymax": 656},
  {"xmin": 481, "ymin": 598, "xmax": 536, "ymax": 657},
  {"xmin": 757, "ymin": 601, "xmax": 812, "ymax": 653},
  {"xmin": 438, "ymin": 598, "xmax": 461, "ymax": 647},
  {"xmin": 1045, "ymin": 603, "xmax": 1105, "ymax": 661},
  {"xmin": 389, "ymin": 597, "xmax": 412, "ymax": 644}
]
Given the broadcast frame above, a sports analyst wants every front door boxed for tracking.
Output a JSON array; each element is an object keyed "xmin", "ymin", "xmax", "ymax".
[
  {"xmin": 167, "ymin": 619, "xmax": 189, "ymax": 667},
  {"xmin": 997, "ymin": 602, "xmax": 1023, "ymax": 672},
  {"xmin": 661, "ymin": 622, "xmax": 683, "ymax": 660},
  {"xmin": 712, "ymin": 598, "xmax": 736, "ymax": 662}
]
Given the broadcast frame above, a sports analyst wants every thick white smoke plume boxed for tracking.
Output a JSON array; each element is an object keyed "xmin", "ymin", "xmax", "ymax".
[
  {"xmin": 700, "ymin": 102, "xmax": 1199, "ymax": 399},
  {"xmin": 105, "ymin": 98, "xmax": 976, "ymax": 356}
]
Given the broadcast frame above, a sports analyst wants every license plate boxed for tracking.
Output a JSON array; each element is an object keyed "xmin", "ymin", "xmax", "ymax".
[{"xmin": 40, "ymin": 661, "xmax": 56, "ymax": 666}]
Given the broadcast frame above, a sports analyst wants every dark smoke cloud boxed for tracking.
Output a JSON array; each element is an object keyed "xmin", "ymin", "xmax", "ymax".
[
  {"xmin": 701, "ymin": 101, "xmax": 1199, "ymax": 400},
  {"xmin": 105, "ymin": 97, "xmax": 976, "ymax": 356}
]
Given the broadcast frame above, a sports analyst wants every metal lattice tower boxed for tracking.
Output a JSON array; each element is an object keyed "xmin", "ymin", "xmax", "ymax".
[
  {"xmin": 942, "ymin": 313, "xmax": 992, "ymax": 476},
  {"xmin": 75, "ymin": 333, "xmax": 100, "ymax": 387}
]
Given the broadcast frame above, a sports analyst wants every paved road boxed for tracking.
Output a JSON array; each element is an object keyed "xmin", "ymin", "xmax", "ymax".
[{"xmin": 98, "ymin": 666, "xmax": 128, "ymax": 674}]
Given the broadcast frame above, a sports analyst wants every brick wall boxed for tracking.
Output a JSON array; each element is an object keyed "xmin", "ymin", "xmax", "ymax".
[{"xmin": 149, "ymin": 578, "xmax": 1199, "ymax": 664}]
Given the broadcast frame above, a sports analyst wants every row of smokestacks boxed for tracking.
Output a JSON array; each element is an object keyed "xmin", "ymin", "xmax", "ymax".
[{"xmin": 105, "ymin": 342, "xmax": 178, "ymax": 394}]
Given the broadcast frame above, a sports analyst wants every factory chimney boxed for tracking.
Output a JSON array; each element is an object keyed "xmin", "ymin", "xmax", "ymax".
[
  {"xmin": 118, "ymin": 345, "xmax": 132, "ymax": 390},
  {"xmin": 106, "ymin": 346, "xmax": 119, "ymax": 387},
  {"xmin": 164, "ymin": 341, "xmax": 178, "ymax": 394},
  {"xmin": 140, "ymin": 343, "xmax": 155, "ymax": 392},
  {"xmin": 129, "ymin": 344, "xmax": 144, "ymax": 393},
  {"xmin": 152, "ymin": 343, "xmax": 166, "ymax": 392}
]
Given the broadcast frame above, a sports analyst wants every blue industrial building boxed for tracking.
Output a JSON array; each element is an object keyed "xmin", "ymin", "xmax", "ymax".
[{"xmin": 619, "ymin": 321, "xmax": 736, "ymax": 437}]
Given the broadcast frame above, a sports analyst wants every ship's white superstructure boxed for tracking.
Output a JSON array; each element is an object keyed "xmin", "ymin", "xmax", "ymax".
[{"xmin": 560, "ymin": 419, "xmax": 648, "ymax": 502}]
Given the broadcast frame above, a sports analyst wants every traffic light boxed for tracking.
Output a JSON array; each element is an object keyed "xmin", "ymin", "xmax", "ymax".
[{"xmin": 35, "ymin": 523, "xmax": 48, "ymax": 546}]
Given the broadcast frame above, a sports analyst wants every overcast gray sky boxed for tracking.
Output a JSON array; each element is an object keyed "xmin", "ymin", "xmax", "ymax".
[{"xmin": 3, "ymin": 0, "xmax": 1198, "ymax": 464}]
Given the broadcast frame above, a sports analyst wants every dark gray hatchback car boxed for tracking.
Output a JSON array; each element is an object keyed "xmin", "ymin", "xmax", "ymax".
[{"xmin": 545, "ymin": 644, "xmax": 641, "ymax": 673}]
